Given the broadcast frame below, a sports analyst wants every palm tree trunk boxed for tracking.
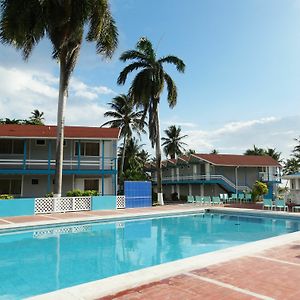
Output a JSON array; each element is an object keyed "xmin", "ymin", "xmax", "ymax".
[
  {"xmin": 120, "ymin": 134, "xmax": 127, "ymax": 175},
  {"xmin": 54, "ymin": 59, "xmax": 68, "ymax": 197},
  {"xmin": 155, "ymin": 107, "xmax": 164, "ymax": 205}
]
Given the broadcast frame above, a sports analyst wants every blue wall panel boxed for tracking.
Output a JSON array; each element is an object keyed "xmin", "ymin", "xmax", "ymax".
[
  {"xmin": 0, "ymin": 198, "xmax": 35, "ymax": 217},
  {"xmin": 124, "ymin": 181, "xmax": 152, "ymax": 208},
  {"xmin": 92, "ymin": 196, "xmax": 116, "ymax": 210}
]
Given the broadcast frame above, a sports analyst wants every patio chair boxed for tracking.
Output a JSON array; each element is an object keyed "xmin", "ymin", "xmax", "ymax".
[
  {"xmin": 228, "ymin": 193, "xmax": 237, "ymax": 203},
  {"xmin": 238, "ymin": 193, "xmax": 245, "ymax": 202},
  {"xmin": 195, "ymin": 196, "xmax": 203, "ymax": 205},
  {"xmin": 292, "ymin": 205, "xmax": 300, "ymax": 212},
  {"xmin": 263, "ymin": 198, "xmax": 274, "ymax": 210},
  {"xmin": 245, "ymin": 193, "xmax": 252, "ymax": 203},
  {"xmin": 203, "ymin": 196, "xmax": 211, "ymax": 206},
  {"xmin": 223, "ymin": 194, "xmax": 229, "ymax": 203},
  {"xmin": 187, "ymin": 195, "xmax": 194, "ymax": 203},
  {"xmin": 274, "ymin": 199, "xmax": 288, "ymax": 211},
  {"xmin": 212, "ymin": 196, "xmax": 222, "ymax": 205}
]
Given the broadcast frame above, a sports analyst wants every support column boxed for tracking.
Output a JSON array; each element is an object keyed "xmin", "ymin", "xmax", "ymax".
[
  {"xmin": 176, "ymin": 167, "xmax": 179, "ymax": 181},
  {"xmin": 205, "ymin": 163, "xmax": 210, "ymax": 180},
  {"xmin": 171, "ymin": 168, "xmax": 175, "ymax": 181},
  {"xmin": 193, "ymin": 164, "xmax": 197, "ymax": 179},
  {"xmin": 176, "ymin": 184, "xmax": 180, "ymax": 198},
  {"xmin": 102, "ymin": 141, "xmax": 105, "ymax": 196},
  {"xmin": 188, "ymin": 184, "xmax": 192, "ymax": 195},
  {"xmin": 47, "ymin": 140, "xmax": 52, "ymax": 193},
  {"xmin": 23, "ymin": 139, "xmax": 27, "ymax": 170},
  {"xmin": 200, "ymin": 184, "xmax": 204, "ymax": 196},
  {"xmin": 77, "ymin": 141, "xmax": 81, "ymax": 170}
]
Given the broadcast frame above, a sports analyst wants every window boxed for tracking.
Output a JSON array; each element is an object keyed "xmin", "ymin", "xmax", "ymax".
[
  {"xmin": 32, "ymin": 179, "xmax": 39, "ymax": 185},
  {"xmin": 0, "ymin": 179, "xmax": 21, "ymax": 194},
  {"xmin": 84, "ymin": 179, "xmax": 99, "ymax": 191},
  {"xmin": 75, "ymin": 142, "xmax": 100, "ymax": 156},
  {"xmin": 0, "ymin": 139, "xmax": 24, "ymax": 154},
  {"xmin": 36, "ymin": 139, "xmax": 46, "ymax": 146}
]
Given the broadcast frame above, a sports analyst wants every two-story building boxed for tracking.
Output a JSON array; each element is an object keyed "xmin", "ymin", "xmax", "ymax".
[
  {"xmin": 148, "ymin": 153, "xmax": 281, "ymax": 200},
  {"xmin": 0, "ymin": 124, "xmax": 120, "ymax": 197}
]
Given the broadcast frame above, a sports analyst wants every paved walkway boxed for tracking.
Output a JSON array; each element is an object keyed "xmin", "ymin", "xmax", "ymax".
[{"xmin": 102, "ymin": 241, "xmax": 300, "ymax": 300}]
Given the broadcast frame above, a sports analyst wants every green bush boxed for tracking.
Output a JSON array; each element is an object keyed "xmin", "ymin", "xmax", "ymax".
[
  {"xmin": 0, "ymin": 194, "xmax": 13, "ymax": 199},
  {"xmin": 66, "ymin": 189, "xmax": 99, "ymax": 197},
  {"xmin": 180, "ymin": 195, "xmax": 187, "ymax": 202},
  {"xmin": 252, "ymin": 181, "xmax": 268, "ymax": 201},
  {"xmin": 45, "ymin": 192, "xmax": 53, "ymax": 198}
]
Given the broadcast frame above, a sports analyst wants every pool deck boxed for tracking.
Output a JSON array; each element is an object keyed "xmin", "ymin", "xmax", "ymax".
[{"xmin": 1, "ymin": 205, "xmax": 300, "ymax": 300}]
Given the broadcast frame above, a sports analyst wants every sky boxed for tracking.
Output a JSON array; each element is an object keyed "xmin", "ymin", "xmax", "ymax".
[{"xmin": 0, "ymin": 0, "xmax": 300, "ymax": 160}]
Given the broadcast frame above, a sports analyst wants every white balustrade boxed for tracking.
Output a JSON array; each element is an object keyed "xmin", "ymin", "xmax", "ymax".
[{"xmin": 116, "ymin": 195, "xmax": 126, "ymax": 209}]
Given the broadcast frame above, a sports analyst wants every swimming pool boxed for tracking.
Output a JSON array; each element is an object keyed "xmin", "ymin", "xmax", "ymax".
[{"xmin": 1, "ymin": 211, "xmax": 300, "ymax": 299}]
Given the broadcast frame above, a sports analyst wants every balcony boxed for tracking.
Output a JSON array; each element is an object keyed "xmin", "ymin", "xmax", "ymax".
[
  {"xmin": 152, "ymin": 174, "xmax": 250, "ymax": 192},
  {"xmin": 0, "ymin": 157, "xmax": 116, "ymax": 171}
]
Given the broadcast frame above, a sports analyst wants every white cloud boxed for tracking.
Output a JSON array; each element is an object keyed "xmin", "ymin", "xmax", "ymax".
[{"xmin": 0, "ymin": 65, "xmax": 115, "ymax": 126}]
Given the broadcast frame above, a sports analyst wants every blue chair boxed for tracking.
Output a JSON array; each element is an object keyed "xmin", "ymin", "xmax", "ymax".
[
  {"xmin": 238, "ymin": 193, "xmax": 245, "ymax": 202},
  {"xmin": 195, "ymin": 196, "xmax": 203, "ymax": 204},
  {"xmin": 245, "ymin": 193, "xmax": 252, "ymax": 203},
  {"xmin": 274, "ymin": 199, "xmax": 288, "ymax": 211},
  {"xmin": 187, "ymin": 195, "xmax": 194, "ymax": 203},
  {"xmin": 203, "ymin": 196, "xmax": 211, "ymax": 206},
  {"xmin": 229, "ymin": 193, "xmax": 237, "ymax": 203},
  {"xmin": 263, "ymin": 198, "xmax": 274, "ymax": 210},
  {"xmin": 212, "ymin": 196, "xmax": 222, "ymax": 205}
]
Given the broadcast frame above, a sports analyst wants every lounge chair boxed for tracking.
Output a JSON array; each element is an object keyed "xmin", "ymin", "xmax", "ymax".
[
  {"xmin": 212, "ymin": 196, "xmax": 222, "ymax": 205},
  {"xmin": 292, "ymin": 205, "xmax": 300, "ymax": 212},
  {"xmin": 274, "ymin": 199, "xmax": 288, "ymax": 211},
  {"xmin": 223, "ymin": 194, "xmax": 229, "ymax": 203},
  {"xmin": 195, "ymin": 196, "xmax": 203, "ymax": 205},
  {"xmin": 245, "ymin": 193, "xmax": 252, "ymax": 203},
  {"xmin": 238, "ymin": 193, "xmax": 245, "ymax": 202},
  {"xmin": 187, "ymin": 195, "xmax": 194, "ymax": 203},
  {"xmin": 228, "ymin": 193, "xmax": 237, "ymax": 203},
  {"xmin": 203, "ymin": 196, "xmax": 211, "ymax": 206},
  {"xmin": 263, "ymin": 198, "xmax": 274, "ymax": 210}
]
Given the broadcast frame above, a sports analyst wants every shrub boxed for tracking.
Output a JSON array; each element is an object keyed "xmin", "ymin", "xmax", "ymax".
[
  {"xmin": 252, "ymin": 181, "xmax": 268, "ymax": 201},
  {"xmin": 45, "ymin": 192, "xmax": 53, "ymax": 198},
  {"xmin": 66, "ymin": 189, "xmax": 99, "ymax": 197},
  {"xmin": 0, "ymin": 194, "xmax": 13, "ymax": 199}
]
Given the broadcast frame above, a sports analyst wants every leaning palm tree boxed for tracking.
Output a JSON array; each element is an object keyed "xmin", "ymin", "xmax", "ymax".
[
  {"xmin": 118, "ymin": 37, "xmax": 185, "ymax": 205},
  {"xmin": 161, "ymin": 125, "xmax": 187, "ymax": 159},
  {"xmin": 0, "ymin": 0, "xmax": 118, "ymax": 196},
  {"xmin": 283, "ymin": 158, "xmax": 300, "ymax": 175},
  {"xmin": 101, "ymin": 94, "xmax": 145, "ymax": 175},
  {"xmin": 265, "ymin": 148, "xmax": 282, "ymax": 163}
]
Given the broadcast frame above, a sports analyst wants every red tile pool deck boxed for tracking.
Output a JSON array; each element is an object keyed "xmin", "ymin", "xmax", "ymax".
[
  {"xmin": 103, "ymin": 241, "xmax": 300, "ymax": 300},
  {"xmin": 1, "ymin": 204, "xmax": 300, "ymax": 300}
]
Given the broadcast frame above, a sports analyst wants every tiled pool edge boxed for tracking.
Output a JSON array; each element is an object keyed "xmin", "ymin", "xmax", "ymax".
[{"xmin": 28, "ymin": 230, "xmax": 300, "ymax": 300}]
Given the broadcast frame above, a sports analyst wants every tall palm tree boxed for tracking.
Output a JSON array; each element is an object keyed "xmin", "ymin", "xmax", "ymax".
[
  {"xmin": 29, "ymin": 109, "xmax": 44, "ymax": 125},
  {"xmin": 161, "ymin": 125, "xmax": 187, "ymax": 159},
  {"xmin": 0, "ymin": 0, "xmax": 118, "ymax": 196},
  {"xmin": 0, "ymin": 118, "xmax": 23, "ymax": 124},
  {"xmin": 101, "ymin": 94, "xmax": 145, "ymax": 175},
  {"xmin": 244, "ymin": 145, "xmax": 265, "ymax": 156},
  {"xmin": 210, "ymin": 149, "xmax": 219, "ymax": 154},
  {"xmin": 117, "ymin": 37, "xmax": 185, "ymax": 205}
]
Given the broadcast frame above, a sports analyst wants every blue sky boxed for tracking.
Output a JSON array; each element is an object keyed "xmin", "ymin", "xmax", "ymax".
[{"xmin": 0, "ymin": 0, "xmax": 300, "ymax": 159}]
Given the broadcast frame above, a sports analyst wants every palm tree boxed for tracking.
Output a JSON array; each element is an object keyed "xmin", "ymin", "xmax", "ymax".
[
  {"xmin": 244, "ymin": 145, "xmax": 265, "ymax": 156},
  {"xmin": 0, "ymin": 0, "xmax": 118, "ymax": 196},
  {"xmin": 265, "ymin": 148, "xmax": 282, "ymax": 163},
  {"xmin": 185, "ymin": 149, "xmax": 196, "ymax": 156},
  {"xmin": 283, "ymin": 158, "xmax": 300, "ymax": 175},
  {"xmin": 29, "ymin": 109, "xmax": 44, "ymax": 125},
  {"xmin": 210, "ymin": 149, "xmax": 219, "ymax": 154},
  {"xmin": 101, "ymin": 94, "xmax": 145, "ymax": 175},
  {"xmin": 117, "ymin": 37, "xmax": 185, "ymax": 205},
  {"xmin": 0, "ymin": 118, "xmax": 23, "ymax": 124},
  {"xmin": 161, "ymin": 125, "xmax": 187, "ymax": 159}
]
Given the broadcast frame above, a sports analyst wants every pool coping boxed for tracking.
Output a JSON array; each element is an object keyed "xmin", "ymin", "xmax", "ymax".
[{"xmin": 22, "ymin": 207, "xmax": 300, "ymax": 300}]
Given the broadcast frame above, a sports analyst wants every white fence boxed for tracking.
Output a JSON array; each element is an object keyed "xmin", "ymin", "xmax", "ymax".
[
  {"xmin": 116, "ymin": 195, "xmax": 126, "ymax": 209},
  {"xmin": 35, "ymin": 196, "xmax": 91, "ymax": 214}
]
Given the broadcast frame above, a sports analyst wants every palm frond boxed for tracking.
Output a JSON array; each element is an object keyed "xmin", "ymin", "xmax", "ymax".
[
  {"xmin": 164, "ymin": 73, "xmax": 177, "ymax": 108},
  {"xmin": 117, "ymin": 62, "xmax": 150, "ymax": 85},
  {"xmin": 158, "ymin": 55, "xmax": 185, "ymax": 72}
]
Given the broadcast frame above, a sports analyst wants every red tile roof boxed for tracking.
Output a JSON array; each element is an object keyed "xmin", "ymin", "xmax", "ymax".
[
  {"xmin": 0, "ymin": 124, "xmax": 120, "ymax": 139},
  {"xmin": 192, "ymin": 153, "xmax": 281, "ymax": 167}
]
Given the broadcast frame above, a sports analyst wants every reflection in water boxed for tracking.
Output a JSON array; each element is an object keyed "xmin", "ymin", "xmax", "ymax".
[{"xmin": 0, "ymin": 213, "xmax": 299, "ymax": 299}]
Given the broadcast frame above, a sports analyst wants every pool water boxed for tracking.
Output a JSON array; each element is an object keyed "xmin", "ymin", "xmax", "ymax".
[{"xmin": 0, "ymin": 212, "xmax": 300, "ymax": 299}]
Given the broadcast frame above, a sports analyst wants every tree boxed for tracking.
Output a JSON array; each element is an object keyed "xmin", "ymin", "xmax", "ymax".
[
  {"xmin": 244, "ymin": 145, "xmax": 265, "ymax": 156},
  {"xmin": 185, "ymin": 149, "xmax": 196, "ymax": 156},
  {"xmin": 161, "ymin": 125, "xmax": 187, "ymax": 159},
  {"xmin": 0, "ymin": 118, "xmax": 23, "ymax": 124},
  {"xmin": 292, "ymin": 137, "xmax": 300, "ymax": 161},
  {"xmin": 117, "ymin": 37, "xmax": 185, "ymax": 205},
  {"xmin": 101, "ymin": 94, "xmax": 145, "ymax": 175},
  {"xmin": 210, "ymin": 149, "xmax": 219, "ymax": 154},
  {"xmin": 283, "ymin": 158, "xmax": 300, "ymax": 175},
  {"xmin": 264, "ymin": 148, "xmax": 282, "ymax": 163},
  {"xmin": 252, "ymin": 181, "xmax": 268, "ymax": 201},
  {"xmin": 28, "ymin": 109, "xmax": 44, "ymax": 125},
  {"xmin": 1, "ymin": 0, "xmax": 118, "ymax": 196}
]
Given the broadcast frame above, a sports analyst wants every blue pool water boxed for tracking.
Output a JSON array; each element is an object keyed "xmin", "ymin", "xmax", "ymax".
[{"xmin": 1, "ymin": 212, "xmax": 300, "ymax": 299}]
